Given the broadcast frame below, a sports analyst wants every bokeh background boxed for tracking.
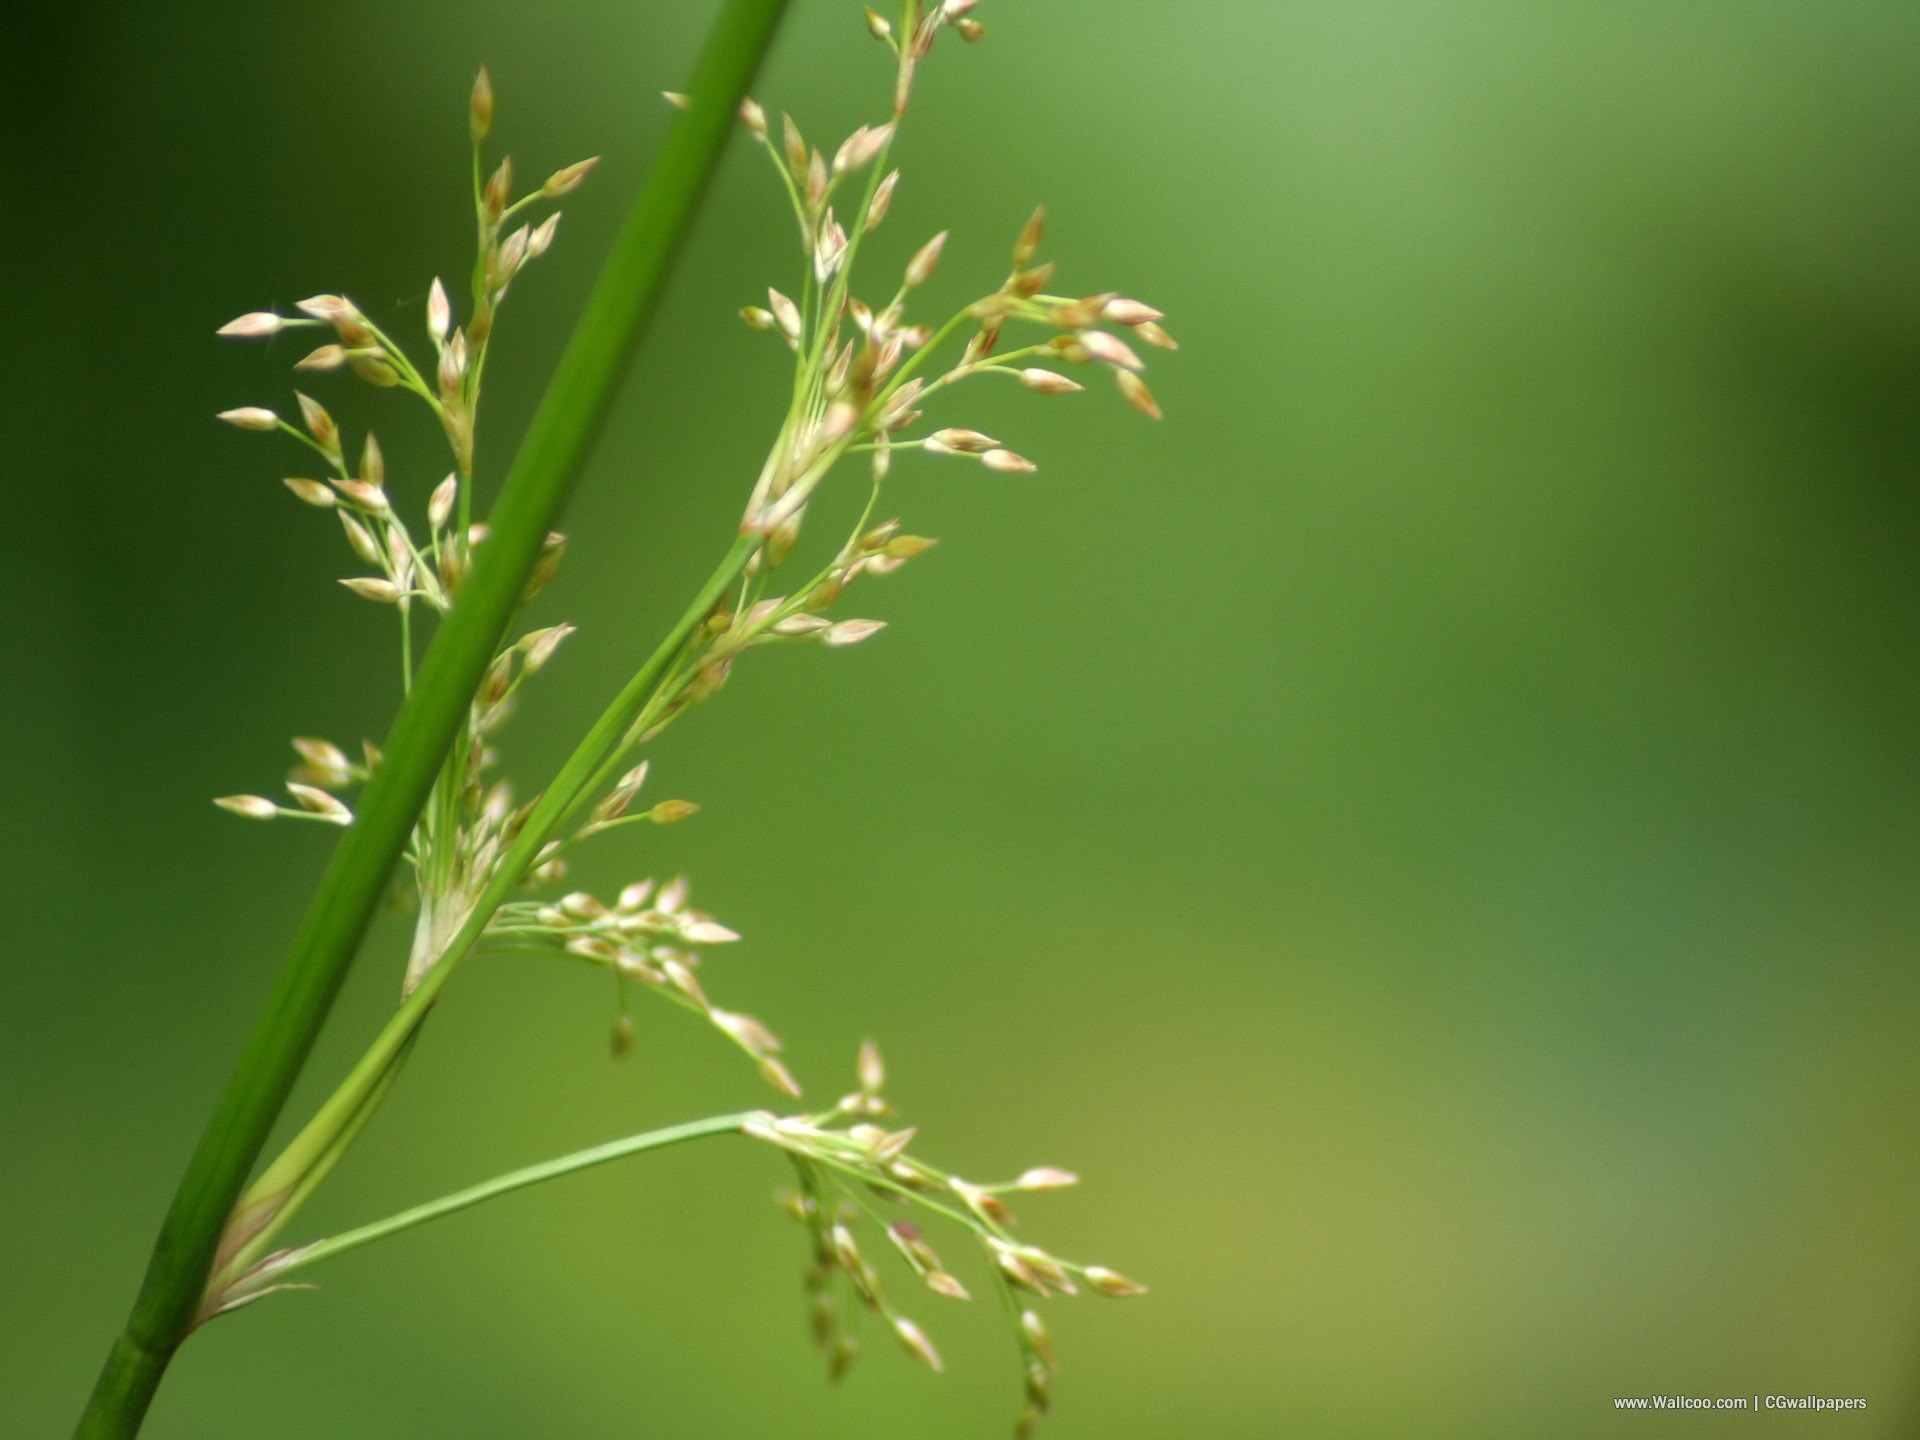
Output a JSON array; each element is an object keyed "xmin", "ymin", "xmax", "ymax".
[{"xmin": 3, "ymin": 2, "xmax": 1917, "ymax": 1435}]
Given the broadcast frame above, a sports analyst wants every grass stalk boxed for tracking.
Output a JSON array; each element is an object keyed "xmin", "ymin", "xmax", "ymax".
[{"xmin": 73, "ymin": 5, "xmax": 792, "ymax": 1436}]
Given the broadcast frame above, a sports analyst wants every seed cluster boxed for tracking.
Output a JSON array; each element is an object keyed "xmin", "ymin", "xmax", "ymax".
[{"xmin": 750, "ymin": 1041, "xmax": 1145, "ymax": 1437}]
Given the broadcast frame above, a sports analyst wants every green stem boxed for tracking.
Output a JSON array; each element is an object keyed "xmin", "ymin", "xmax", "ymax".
[
  {"xmin": 264, "ymin": 1113, "xmax": 752, "ymax": 1281},
  {"xmin": 73, "ymin": 6, "xmax": 792, "ymax": 1437}
]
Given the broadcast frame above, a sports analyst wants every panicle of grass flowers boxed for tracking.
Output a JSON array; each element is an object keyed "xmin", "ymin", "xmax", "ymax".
[
  {"xmin": 193, "ymin": 11, "xmax": 1155, "ymax": 1434},
  {"xmin": 211, "ymin": 70, "xmax": 601, "ymax": 1002}
]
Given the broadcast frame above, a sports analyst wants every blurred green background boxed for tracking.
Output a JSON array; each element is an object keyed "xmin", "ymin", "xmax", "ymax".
[{"xmin": 3, "ymin": 2, "xmax": 1917, "ymax": 1435}]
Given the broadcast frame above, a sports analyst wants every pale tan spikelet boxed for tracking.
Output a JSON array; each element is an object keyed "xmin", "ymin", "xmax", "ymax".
[
  {"xmin": 1102, "ymin": 297, "xmax": 1163, "ymax": 326},
  {"xmin": 767, "ymin": 288, "xmax": 803, "ymax": 348},
  {"xmin": 427, "ymin": 278, "xmax": 451, "ymax": 343},
  {"xmin": 428, "ymin": 473, "xmax": 458, "ymax": 530},
  {"xmin": 739, "ymin": 96, "xmax": 767, "ymax": 135},
  {"xmin": 1115, "ymin": 368, "xmax": 1162, "ymax": 419},
  {"xmin": 293, "ymin": 344, "xmax": 347, "ymax": 372},
  {"xmin": 1079, "ymin": 329, "xmax": 1144, "ymax": 371},
  {"xmin": 294, "ymin": 391, "xmax": 338, "ymax": 449},
  {"xmin": 483, "ymin": 156, "xmax": 513, "ymax": 219},
  {"xmin": 286, "ymin": 782, "xmax": 352, "ymax": 824},
  {"xmin": 217, "ymin": 407, "xmax": 279, "ymax": 431},
  {"xmin": 339, "ymin": 576, "xmax": 401, "ymax": 603},
  {"xmin": 823, "ymin": 619, "xmax": 886, "ymax": 648},
  {"xmin": 782, "ymin": 113, "xmax": 808, "ymax": 179},
  {"xmin": 662, "ymin": 91, "xmax": 691, "ymax": 110},
  {"xmin": 867, "ymin": 169, "xmax": 900, "ymax": 232},
  {"xmin": 333, "ymin": 479, "xmax": 390, "ymax": 515},
  {"xmin": 1133, "ymin": 319, "xmax": 1177, "ymax": 349},
  {"xmin": 283, "ymin": 478, "xmax": 335, "ymax": 508},
  {"xmin": 217, "ymin": 312, "xmax": 284, "ymax": 338},
  {"xmin": 520, "ymin": 621, "xmax": 576, "ymax": 674},
  {"xmin": 1013, "ymin": 1167, "xmax": 1080, "ymax": 1191},
  {"xmin": 892, "ymin": 1316, "xmax": 943, "ymax": 1373},
  {"xmin": 905, "ymin": 231, "xmax": 948, "ymax": 288},
  {"xmin": 541, "ymin": 156, "xmax": 600, "ymax": 196},
  {"xmin": 359, "ymin": 432, "xmax": 384, "ymax": 486},
  {"xmin": 215, "ymin": 795, "xmax": 278, "ymax": 819},
  {"xmin": 1013, "ymin": 206, "xmax": 1045, "ymax": 268},
  {"xmin": 526, "ymin": 212, "xmax": 560, "ymax": 260},
  {"xmin": 929, "ymin": 427, "xmax": 996, "ymax": 453},
  {"xmin": 338, "ymin": 513, "xmax": 381, "ymax": 563},
  {"xmin": 758, "ymin": 1056, "xmax": 803, "ymax": 1097},
  {"xmin": 1083, "ymin": 1265, "xmax": 1148, "ymax": 1296},
  {"xmin": 470, "ymin": 67, "xmax": 493, "ymax": 142},
  {"xmin": 980, "ymin": 448, "xmax": 1037, "ymax": 474},
  {"xmin": 1018, "ymin": 368, "xmax": 1083, "ymax": 394}
]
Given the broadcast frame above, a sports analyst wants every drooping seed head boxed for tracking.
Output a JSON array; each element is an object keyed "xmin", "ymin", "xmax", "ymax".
[{"xmin": 1133, "ymin": 319, "xmax": 1177, "ymax": 350}]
